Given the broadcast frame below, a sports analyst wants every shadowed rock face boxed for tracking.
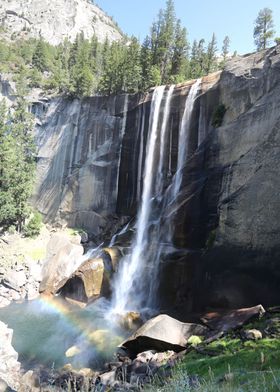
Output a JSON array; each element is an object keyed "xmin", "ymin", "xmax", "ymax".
[{"xmin": 33, "ymin": 46, "xmax": 280, "ymax": 312}]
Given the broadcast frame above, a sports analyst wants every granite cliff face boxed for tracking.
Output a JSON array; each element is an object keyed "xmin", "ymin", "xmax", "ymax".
[
  {"xmin": 32, "ymin": 46, "xmax": 280, "ymax": 312},
  {"xmin": 0, "ymin": 0, "xmax": 123, "ymax": 45}
]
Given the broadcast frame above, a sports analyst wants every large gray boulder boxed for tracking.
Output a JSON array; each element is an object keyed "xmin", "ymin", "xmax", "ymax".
[
  {"xmin": 40, "ymin": 232, "xmax": 84, "ymax": 294},
  {"xmin": 121, "ymin": 314, "xmax": 208, "ymax": 354}
]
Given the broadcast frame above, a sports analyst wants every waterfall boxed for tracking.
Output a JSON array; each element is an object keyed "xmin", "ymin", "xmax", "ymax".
[
  {"xmin": 112, "ymin": 85, "xmax": 171, "ymax": 313},
  {"xmin": 172, "ymin": 79, "xmax": 201, "ymax": 198},
  {"xmin": 111, "ymin": 80, "xmax": 201, "ymax": 314},
  {"xmin": 156, "ymin": 85, "xmax": 175, "ymax": 197}
]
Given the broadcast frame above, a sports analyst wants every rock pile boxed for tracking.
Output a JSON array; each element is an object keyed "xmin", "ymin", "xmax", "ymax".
[{"xmin": 0, "ymin": 260, "xmax": 42, "ymax": 308}]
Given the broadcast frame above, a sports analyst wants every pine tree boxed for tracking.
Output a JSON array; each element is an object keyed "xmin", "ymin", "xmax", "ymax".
[
  {"xmin": 32, "ymin": 38, "xmax": 49, "ymax": 72},
  {"xmin": 0, "ymin": 99, "xmax": 36, "ymax": 231},
  {"xmin": 99, "ymin": 41, "xmax": 126, "ymax": 95},
  {"xmin": 254, "ymin": 8, "xmax": 275, "ymax": 51},
  {"xmin": 189, "ymin": 40, "xmax": 199, "ymax": 78},
  {"xmin": 140, "ymin": 36, "xmax": 153, "ymax": 91},
  {"xmin": 123, "ymin": 37, "xmax": 142, "ymax": 93},
  {"xmin": 206, "ymin": 33, "xmax": 218, "ymax": 73},
  {"xmin": 197, "ymin": 39, "xmax": 206, "ymax": 75},
  {"xmin": 170, "ymin": 19, "xmax": 189, "ymax": 83},
  {"xmin": 149, "ymin": 0, "xmax": 176, "ymax": 82},
  {"xmin": 160, "ymin": 0, "xmax": 176, "ymax": 81},
  {"xmin": 222, "ymin": 36, "xmax": 230, "ymax": 62},
  {"xmin": 69, "ymin": 36, "xmax": 95, "ymax": 97}
]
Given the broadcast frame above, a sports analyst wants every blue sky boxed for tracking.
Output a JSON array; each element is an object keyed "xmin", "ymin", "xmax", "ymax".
[{"xmin": 97, "ymin": 0, "xmax": 280, "ymax": 54}]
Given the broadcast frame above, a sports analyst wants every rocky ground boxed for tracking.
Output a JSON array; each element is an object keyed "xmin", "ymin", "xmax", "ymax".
[
  {"xmin": 0, "ymin": 229, "xmax": 279, "ymax": 392},
  {"xmin": 0, "ymin": 226, "xmax": 88, "ymax": 308},
  {"xmin": 1, "ymin": 299, "xmax": 277, "ymax": 391},
  {"xmin": 0, "ymin": 227, "xmax": 51, "ymax": 307}
]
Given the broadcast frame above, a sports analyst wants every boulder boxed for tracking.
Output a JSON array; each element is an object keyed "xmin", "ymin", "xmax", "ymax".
[
  {"xmin": 201, "ymin": 305, "xmax": 265, "ymax": 332},
  {"xmin": 98, "ymin": 370, "xmax": 116, "ymax": 386},
  {"xmin": 60, "ymin": 258, "xmax": 107, "ymax": 303},
  {"xmin": 0, "ymin": 321, "xmax": 21, "ymax": 390},
  {"xmin": 18, "ymin": 371, "xmax": 40, "ymax": 392},
  {"xmin": 39, "ymin": 233, "xmax": 84, "ymax": 294},
  {"xmin": 121, "ymin": 314, "xmax": 208, "ymax": 355},
  {"xmin": 135, "ymin": 350, "xmax": 156, "ymax": 363},
  {"xmin": 25, "ymin": 282, "xmax": 40, "ymax": 301},
  {"xmin": 243, "ymin": 329, "xmax": 263, "ymax": 340},
  {"xmin": 102, "ymin": 247, "xmax": 122, "ymax": 271},
  {"xmin": 4, "ymin": 270, "xmax": 27, "ymax": 289},
  {"xmin": 27, "ymin": 261, "xmax": 43, "ymax": 282}
]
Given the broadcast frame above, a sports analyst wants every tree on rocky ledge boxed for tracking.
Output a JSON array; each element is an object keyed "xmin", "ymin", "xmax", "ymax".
[
  {"xmin": 254, "ymin": 8, "xmax": 275, "ymax": 51},
  {"xmin": 0, "ymin": 99, "xmax": 36, "ymax": 232}
]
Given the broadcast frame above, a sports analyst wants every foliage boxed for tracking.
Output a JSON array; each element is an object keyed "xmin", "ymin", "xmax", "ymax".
[
  {"xmin": 187, "ymin": 335, "xmax": 203, "ymax": 346},
  {"xmin": 211, "ymin": 104, "xmax": 227, "ymax": 128},
  {"xmin": 0, "ymin": 99, "xmax": 36, "ymax": 232},
  {"xmin": 23, "ymin": 211, "xmax": 43, "ymax": 238},
  {"xmin": 254, "ymin": 8, "xmax": 275, "ymax": 51},
  {"xmin": 0, "ymin": 0, "xmax": 232, "ymax": 97},
  {"xmin": 221, "ymin": 35, "xmax": 230, "ymax": 69}
]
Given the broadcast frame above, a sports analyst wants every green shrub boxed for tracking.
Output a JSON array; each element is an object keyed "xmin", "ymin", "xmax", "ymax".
[
  {"xmin": 211, "ymin": 104, "xmax": 227, "ymax": 127},
  {"xmin": 188, "ymin": 335, "xmax": 203, "ymax": 346},
  {"xmin": 23, "ymin": 211, "xmax": 43, "ymax": 238}
]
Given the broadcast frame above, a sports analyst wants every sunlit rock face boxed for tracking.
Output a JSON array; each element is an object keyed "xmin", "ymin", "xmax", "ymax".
[
  {"xmin": 33, "ymin": 46, "xmax": 280, "ymax": 312},
  {"xmin": 0, "ymin": 0, "xmax": 123, "ymax": 45},
  {"xmin": 40, "ymin": 232, "xmax": 84, "ymax": 294},
  {"xmin": 0, "ymin": 321, "xmax": 21, "ymax": 390}
]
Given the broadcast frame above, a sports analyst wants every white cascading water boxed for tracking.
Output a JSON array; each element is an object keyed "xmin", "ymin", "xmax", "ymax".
[
  {"xmin": 112, "ymin": 85, "xmax": 171, "ymax": 313},
  {"xmin": 111, "ymin": 80, "xmax": 201, "ymax": 314},
  {"xmin": 172, "ymin": 79, "xmax": 201, "ymax": 198},
  {"xmin": 156, "ymin": 85, "xmax": 175, "ymax": 197}
]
